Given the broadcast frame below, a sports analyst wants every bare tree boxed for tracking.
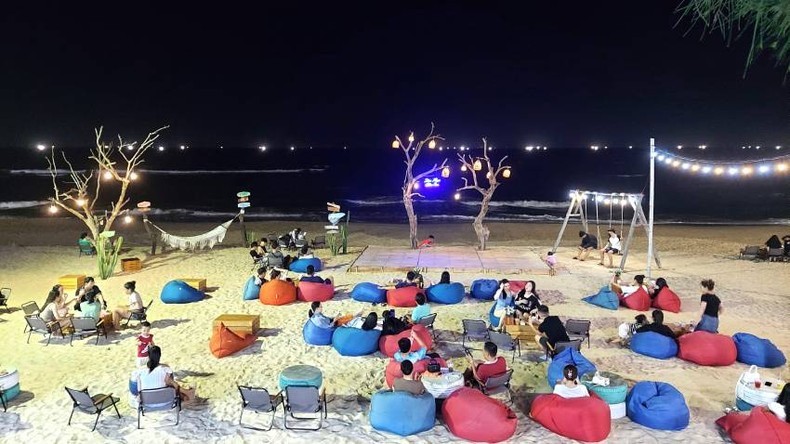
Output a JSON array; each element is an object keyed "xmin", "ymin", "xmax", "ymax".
[
  {"xmin": 456, "ymin": 138, "xmax": 511, "ymax": 250},
  {"xmin": 392, "ymin": 124, "xmax": 446, "ymax": 249}
]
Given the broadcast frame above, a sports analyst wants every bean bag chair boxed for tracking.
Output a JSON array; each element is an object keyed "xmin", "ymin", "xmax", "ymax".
[
  {"xmin": 677, "ymin": 331, "xmax": 737, "ymax": 366},
  {"xmin": 425, "ymin": 283, "xmax": 465, "ymax": 304},
  {"xmin": 384, "ymin": 356, "xmax": 447, "ymax": 388},
  {"xmin": 378, "ymin": 325, "xmax": 434, "ymax": 358},
  {"xmin": 369, "ymin": 390, "xmax": 436, "ymax": 436},
  {"xmin": 530, "ymin": 393, "xmax": 612, "ymax": 442},
  {"xmin": 289, "ymin": 257, "xmax": 322, "ymax": 273},
  {"xmin": 470, "ymin": 279, "xmax": 498, "ymax": 300},
  {"xmin": 442, "ymin": 387, "xmax": 517, "ymax": 442},
  {"xmin": 508, "ymin": 280, "xmax": 527, "ymax": 294},
  {"xmin": 351, "ymin": 282, "xmax": 386, "ymax": 304},
  {"xmin": 160, "ymin": 280, "xmax": 205, "ymax": 304},
  {"xmin": 387, "ymin": 286, "xmax": 422, "ymax": 307},
  {"xmin": 296, "ymin": 281, "xmax": 334, "ymax": 302},
  {"xmin": 626, "ymin": 381, "xmax": 689, "ymax": 431},
  {"xmin": 652, "ymin": 287, "xmax": 681, "ymax": 313},
  {"xmin": 258, "ymin": 279, "xmax": 297, "ymax": 306},
  {"xmin": 582, "ymin": 286, "xmax": 620, "ymax": 310},
  {"xmin": 547, "ymin": 348, "xmax": 597, "ymax": 388},
  {"xmin": 210, "ymin": 323, "xmax": 257, "ymax": 358},
  {"xmin": 302, "ymin": 320, "xmax": 335, "ymax": 346},
  {"xmin": 619, "ymin": 287, "xmax": 651, "ymax": 311},
  {"xmin": 631, "ymin": 332, "xmax": 678, "ymax": 359},
  {"xmin": 733, "ymin": 332, "xmax": 787, "ymax": 368},
  {"xmin": 717, "ymin": 407, "xmax": 790, "ymax": 444},
  {"xmin": 331, "ymin": 327, "xmax": 381, "ymax": 356},
  {"xmin": 242, "ymin": 276, "xmax": 260, "ymax": 301}
]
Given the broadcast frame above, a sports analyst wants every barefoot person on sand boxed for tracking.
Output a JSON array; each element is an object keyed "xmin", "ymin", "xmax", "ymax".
[{"xmin": 695, "ymin": 279, "xmax": 722, "ymax": 333}]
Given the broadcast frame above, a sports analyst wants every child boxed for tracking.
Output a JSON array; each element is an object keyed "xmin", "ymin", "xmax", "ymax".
[
  {"xmin": 610, "ymin": 314, "xmax": 649, "ymax": 346},
  {"xmin": 417, "ymin": 235, "xmax": 435, "ymax": 249},
  {"xmin": 543, "ymin": 251, "xmax": 557, "ymax": 276},
  {"xmin": 136, "ymin": 321, "xmax": 155, "ymax": 367}
]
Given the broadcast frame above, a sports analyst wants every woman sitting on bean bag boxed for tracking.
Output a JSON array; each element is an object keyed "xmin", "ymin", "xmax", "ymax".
[
  {"xmin": 308, "ymin": 301, "xmax": 337, "ymax": 328},
  {"xmin": 411, "ymin": 293, "xmax": 432, "ymax": 321},
  {"xmin": 346, "ymin": 312, "xmax": 380, "ymax": 331},
  {"xmin": 553, "ymin": 365, "xmax": 590, "ymax": 398}
]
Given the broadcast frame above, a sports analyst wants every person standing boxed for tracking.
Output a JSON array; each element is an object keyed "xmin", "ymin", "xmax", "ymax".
[{"xmin": 695, "ymin": 279, "xmax": 722, "ymax": 333}]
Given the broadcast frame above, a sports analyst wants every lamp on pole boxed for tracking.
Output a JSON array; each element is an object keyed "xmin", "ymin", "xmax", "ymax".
[{"xmin": 647, "ymin": 137, "xmax": 656, "ymax": 278}]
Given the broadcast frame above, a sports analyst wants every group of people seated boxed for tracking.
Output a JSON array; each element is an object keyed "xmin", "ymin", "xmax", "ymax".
[{"xmin": 762, "ymin": 234, "xmax": 790, "ymax": 257}]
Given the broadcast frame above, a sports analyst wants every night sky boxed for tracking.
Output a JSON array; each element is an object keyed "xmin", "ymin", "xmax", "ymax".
[{"xmin": 1, "ymin": 1, "xmax": 787, "ymax": 149}]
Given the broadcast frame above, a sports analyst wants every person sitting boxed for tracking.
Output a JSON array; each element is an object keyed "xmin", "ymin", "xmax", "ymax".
[
  {"xmin": 40, "ymin": 288, "xmax": 73, "ymax": 329},
  {"xmin": 393, "ymin": 330, "xmax": 429, "ymax": 363},
  {"xmin": 394, "ymin": 271, "xmax": 420, "ymax": 289},
  {"xmin": 249, "ymin": 241, "xmax": 265, "ymax": 264},
  {"xmin": 289, "ymin": 227, "xmax": 306, "ymax": 248},
  {"xmin": 783, "ymin": 235, "xmax": 790, "ymax": 257},
  {"xmin": 297, "ymin": 245, "xmax": 315, "ymax": 259},
  {"xmin": 768, "ymin": 383, "xmax": 789, "ymax": 422},
  {"xmin": 574, "ymin": 230, "xmax": 598, "ymax": 261},
  {"xmin": 635, "ymin": 309, "xmax": 677, "ymax": 339},
  {"xmin": 381, "ymin": 309, "xmax": 410, "ymax": 336},
  {"xmin": 610, "ymin": 314, "xmax": 649, "ymax": 346},
  {"xmin": 392, "ymin": 360, "xmax": 426, "ymax": 395},
  {"xmin": 598, "ymin": 228, "xmax": 622, "ymax": 268},
  {"xmin": 265, "ymin": 242, "xmax": 286, "ymax": 268},
  {"xmin": 300, "ymin": 264, "xmax": 332, "ymax": 285},
  {"xmin": 619, "ymin": 274, "xmax": 649, "ymax": 297},
  {"xmin": 514, "ymin": 280, "xmax": 541, "ymax": 321},
  {"xmin": 492, "ymin": 279, "xmax": 515, "ymax": 331},
  {"xmin": 308, "ymin": 301, "xmax": 337, "ymax": 329},
  {"xmin": 531, "ymin": 305, "xmax": 570, "ymax": 359},
  {"xmin": 78, "ymin": 232, "xmax": 96, "ymax": 255},
  {"xmin": 695, "ymin": 278, "xmax": 722, "ymax": 333},
  {"xmin": 463, "ymin": 341, "xmax": 507, "ymax": 388},
  {"xmin": 411, "ymin": 293, "xmax": 431, "ymax": 322},
  {"xmin": 41, "ymin": 284, "xmax": 64, "ymax": 314},
  {"xmin": 437, "ymin": 270, "xmax": 451, "ymax": 285},
  {"xmin": 74, "ymin": 277, "xmax": 105, "ymax": 312},
  {"xmin": 136, "ymin": 346, "xmax": 189, "ymax": 402},
  {"xmin": 552, "ymin": 364, "xmax": 590, "ymax": 398},
  {"xmin": 79, "ymin": 291, "xmax": 104, "ymax": 321},
  {"xmin": 111, "ymin": 281, "xmax": 144, "ymax": 330},
  {"xmin": 346, "ymin": 312, "xmax": 379, "ymax": 330},
  {"xmin": 254, "ymin": 266, "xmax": 268, "ymax": 286},
  {"xmin": 651, "ymin": 277, "xmax": 668, "ymax": 299},
  {"xmin": 417, "ymin": 234, "xmax": 435, "ymax": 249}
]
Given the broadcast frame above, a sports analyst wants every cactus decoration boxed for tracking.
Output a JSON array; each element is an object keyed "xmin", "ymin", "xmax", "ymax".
[{"xmin": 96, "ymin": 231, "xmax": 124, "ymax": 279}]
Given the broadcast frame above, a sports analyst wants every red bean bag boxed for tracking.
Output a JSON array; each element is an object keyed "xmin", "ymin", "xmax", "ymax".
[
  {"xmin": 508, "ymin": 280, "xmax": 527, "ymax": 294},
  {"xmin": 678, "ymin": 331, "xmax": 737, "ymax": 366},
  {"xmin": 652, "ymin": 287, "xmax": 681, "ymax": 313},
  {"xmin": 296, "ymin": 281, "xmax": 334, "ymax": 302},
  {"xmin": 716, "ymin": 407, "xmax": 790, "ymax": 444},
  {"xmin": 258, "ymin": 279, "xmax": 297, "ymax": 306},
  {"xmin": 385, "ymin": 356, "xmax": 447, "ymax": 387},
  {"xmin": 530, "ymin": 393, "xmax": 611, "ymax": 442},
  {"xmin": 378, "ymin": 325, "xmax": 434, "ymax": 358},
  {"xmin": 210, "ymin": 323, "xmax": 257, "ymax": 358},
  {"xmin": 442, "ymin": 387, "xmax": 517, "ymax": 442},
  {"xmin": 619, "ymin": 287, "xmax": 651, "ymax": 311},
  {"xmin": 386, "ymin": 286, "xmax": 422, "ymax": 307}
]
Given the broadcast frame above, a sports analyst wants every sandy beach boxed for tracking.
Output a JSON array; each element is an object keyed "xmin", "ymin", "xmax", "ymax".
[{"xmin": 0, "ymin": 218, "xmax": 788, "ymax": 443}]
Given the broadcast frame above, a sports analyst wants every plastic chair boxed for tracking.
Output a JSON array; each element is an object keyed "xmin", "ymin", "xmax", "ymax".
[
  {"xmin": 70, "ymin": 317, "xmax": 107, "ymax": 346},
  {"xmin": 283, "ymin": 385, "xmax": 327, "ymax": 431},
  {"xmin": 565, "ymin": 319, "xmax": 591, "ymax": 349},
  {"xmin": 767, "ymin": 247, "xmax": 785, "ymax": 262},
  {"xmin": 481, "ymin": 369, "xmax": 514, "ymax": 404},
  {"xmin": 238, "ymin": 385, "xmax": 283, "ymax": 431},
  {"xmin": 138, "ymin": 387, "xmax": 181, "ymax": 429},
  {"xmin": 415, "ymin": 313, "xmax": 437, "ymax": 339},
  {"xmin": 123, "ymin": 300, "xmax": 152, "ymax": 328},
  {"xmin": 65, "ymin": 386, "xmax": 121, "ymax": 431},
  {"xmin": 462, "ymin": 319, "xmax": 490, "ymax": 350}
]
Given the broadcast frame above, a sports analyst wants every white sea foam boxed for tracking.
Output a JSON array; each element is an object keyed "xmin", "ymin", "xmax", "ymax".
[
  {"xmin": 0, "ymin": 200, "xmax": 49, "ymax": 210},
  {"xmin": 7, "ymin": 168, "xmax": 326, "ymax": 176},
  {"xmin": 460, "ymin": 199, "xmax": 568, "ymax": 209}
]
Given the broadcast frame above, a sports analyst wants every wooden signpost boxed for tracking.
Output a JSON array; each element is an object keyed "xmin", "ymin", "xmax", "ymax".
[{"xmin": 237, "ymin": 191, "xmax": 251, "ymax": 246}]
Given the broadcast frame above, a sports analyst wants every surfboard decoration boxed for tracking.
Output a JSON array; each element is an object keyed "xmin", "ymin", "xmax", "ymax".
[
  {"xmin": 136, "ymin": 201, "xmax": 151, "ymax": 213},
  {"xmin": 328, "ymin": 212, "xmax": 346, "ymax": 225},
  {"xmin": 237, "ymin": 191, "xmax": 251, "ymax": 208}
]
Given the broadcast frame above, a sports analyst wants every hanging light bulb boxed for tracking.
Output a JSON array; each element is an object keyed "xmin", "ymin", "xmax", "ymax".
[
  {"xmin": 612, "ymin": 198, "xmax": 620, "ymax": 205},
  {"xmin": 413, "ymin": 182, "xmax": 420, "ymax": 190},
  {"xmin": 713, "ymin": 166, "xmax": 725, "ymax": 175},
  {"xmin": 428, "ymin": 140, "xmax": 437, "ymax": 149},
  {"xmin": 129, "ymin": 172, "xmax": 139, "ymax": 181},
  {"xmin": 620, "ymin": 198, "xmax": 627, "ymax": 206},
  {"xmin": 124, "ymin": 215, "xmax": 132, "ymax": 224},
  {"xmin": 441, "ymin": 166, "xmax": 450, "ymax": 178},
  {"xmin": 741, "ymin": 166, "xmax": 753, "ymax": 176},
  {"xmin": 671, "ymin": 160, "xmax": 681, "ymax": 168},
  {"xmin": 48, "ymin": 204, "xmax": 58, "ymax": 214},
  {"xmin": 701, "ymin": 166, "xmax": 712, "ymax": 174},
  {"xmin": 103, "ymin": 170, "xmax": 113, "ymax": 180},
  {"xmin": 461, "ymin": 165, "xmax": 467, "ymax": 172},
  {"xmin": 454, "ymin": 192, "xmax": 461, "ymax": 200},
  {"xmin": 690, "ymin": 164, "xmax": 700, "ymax": 172},
  {"xmin": 391, "ymin": 140, "xmax": 400, "ymax": 149},
  {"xmin": 486, "ymin": 171, "xmax": 492, "ymax": 179},
  {"xmin": 776, "ymin": 163, "xmax": 788, "ymax": 172},
  {"xmin": 568, "ymin": 191, "xmax": 576, "ymax": 199},
  {"xmin": 502, "ymin": 168, "xmax": 511, "ymax": 178},
  {"xmin": 75, "ymin": 198, "xmax": 86, "ymax": 207},
  {"xmin": 408, "ymin": 133, "xmax": 415, "ymax": 143},
  {"xmin": 604, "ymin": 198, "xmax": 611, "ymax": 205},
  {"xmin": 473, "ymin": 159, "xmax": 482, "ymax": 171}
]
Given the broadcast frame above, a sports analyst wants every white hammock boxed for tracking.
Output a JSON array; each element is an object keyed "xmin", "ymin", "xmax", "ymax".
[{"xmin": 148, "ymin": 217, "xmax": 236, "ymax": 251}]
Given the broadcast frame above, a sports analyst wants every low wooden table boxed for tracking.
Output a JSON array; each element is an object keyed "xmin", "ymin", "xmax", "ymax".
[
  {"xmin": 58, "ymin": 274, "xmax": 86, "ymax": 291},
  {"xmin": 213, "ymin": 314, "xmax": 259, "ymax": 336},
  {"xmin": 180, "ymin": 278, "xmax": 206, "ymax": 291}
]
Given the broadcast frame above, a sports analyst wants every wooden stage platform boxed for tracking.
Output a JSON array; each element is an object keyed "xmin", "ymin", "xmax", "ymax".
[{"xmin": 347, "ymin": 246, "xmax": 552, "ymax": 274}]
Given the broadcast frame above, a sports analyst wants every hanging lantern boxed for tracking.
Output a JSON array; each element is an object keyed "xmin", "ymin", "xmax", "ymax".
[
  {"xmin": 391, "ymin": 140, "xmax": 400, "ymax": 149},
  {"xmin": 428, "ymin": 140, "xmax": 436, "ymax": 149},
  {"xmin": 408, "ymin": 133, "xmax": 415, "ymax": 143},
  {"xmin": 48, "ymin": 204, "xmax": 58, "ymax": 214},
  {"xmin": 461, "ymin": 165, "xmax": 467, "ymax": 172},
  {"xmin": 441, "ymin": 166, "xmax": 450, "ymax": 178},
  {"xmin": 502, "ymin": 168, "xmax": 511, "ymax": 178},
  {"xmin": 473, "ymin": 159, "xmax": 482, "ymax": 171},
  {"xmin": 486, "ymin": 171, "xmax": 492, "ymax": 179},
  {"xmin": 124, "ymin": 214, "xmax": 133, "ymax": 224},
  {"xmin": 129, "ymin": 172, "xmax": 139, "ymax": 181}
]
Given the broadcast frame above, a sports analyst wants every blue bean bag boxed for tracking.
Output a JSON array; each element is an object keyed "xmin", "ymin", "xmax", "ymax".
[
  {"xmin": 351, "ymin": 282, "xmax": 386, "ymax": 304},
  {"xmin": 242, "ymin": 276, "xmax": 260, "ymax": 301},
  {"xmin": 626, "ymin": 381, "xmax": 689, "ymax": 431},
  {"xmin": 582, "ymin": 286, "xmax": 620, "ymax": 310},
  {"xmin": 426, "ymin": 283, "xmax": 465, "ymax": 304},
  {"xmin": 369, "ymin": 390, "xmax": 436, "ymax": 436},
  {"xmin": 160, "ymin": 280, "xmax": 205, "ymax": 304},
  {"xmin": 331, "ymin": 327, "xmax": 381, "ymax": 356},
  {"xmin": 733, "ymin": 332, "xmax": 787, "ymax": 368},
  {"xmin": 289, "ymin": 257, "xmax": 322, "ymax": 273},
  {"xmin": 631, "ymin": 332, "xmax": 678, "ymax": 359},
  {"xmin": 470, "ymin": 279, "xmax": 498, "ymax": 300},
  {"xmin": 303, "ymin": 320, "xmax": 335, "ymax": 346},
  {"xmin": 547, "ymin": 348, "xmax": 597, "ymax": 388}
]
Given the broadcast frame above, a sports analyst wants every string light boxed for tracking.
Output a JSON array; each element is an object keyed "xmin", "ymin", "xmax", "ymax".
[
  {"xmin": 656, "ymin": 149, "xmax": 790, "ymax": 179},
  {"xmin": 158, "ymin": 145, "xmax": 165, "ymax": 151},
  {"xmin": 36, "ymin": 144, "xmax": 47, "ymax": 151},
  {"xmin": 124, "ymin": 215, "xmax": 132, "ymax": 224},
  {"xmin": 129, "ymin": 172, "xmax": 139, "ymax": 181},
  {"xmin": 259, "ymin": 145, "xmax": 267, "ymax": 151},
  {"xmin": 103, "ymin": 171, "xmax": 113, "ymax": 180},
  {"xmin": 461, "ymin": 165, "xmax": 467, "ymax": 172},
  {"xmin": 502, "ymin": 168, "xmax": 511, "ymax": 178},
  {"xmin": 454, "ymin": 192, "xmax": 461, "ymax": 200},
  {"xmin": 408, "ymin": 133, "xmax": 415, "ymax": 143},
  {"xmin": 75, "ymin": 198, "xmax": 86, "ymax": 207},
  {"xmin": 441, "ymin": 166, "xmax": 450, "ymax": 178}
]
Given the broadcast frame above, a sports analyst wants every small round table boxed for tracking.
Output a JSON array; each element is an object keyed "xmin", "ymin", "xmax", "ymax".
[
  {"xmin": 279, "ymin": 365, "xmax": 323, "ymax": 390},
  {"xmin": 0, "ymin": 368, "xmax": 20, "ymax": 405},
  {"xmin": 421, "ymin": 371, "xmax": 464, "ymax": 399}
]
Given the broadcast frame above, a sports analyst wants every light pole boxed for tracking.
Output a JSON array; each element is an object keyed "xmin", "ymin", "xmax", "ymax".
[{"xmin": 647, "ymin": 137, "xmax": 656, "ymax": 278}]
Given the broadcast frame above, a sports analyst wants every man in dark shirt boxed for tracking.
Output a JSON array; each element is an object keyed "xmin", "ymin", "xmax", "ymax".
[
  {"xmin": 74, "ymin": 277, "xmax": 104, "ymax": 312},
  {"xmin": 394, "ymin": 271, "xmax": 419, "ymax": 289},
  {"xmin": 531, "ymin": 305, "xmax": 570, "ymax": 359},
  {"xmin": 300, "ymin": 265, "xmax": 329, "ymax": 284},
  {"xmin": 575, "ymin": 231, "xmax": 599, "ymax": 261},
  {"xmin": 635, "ymin": 309, "xmax": 676, "ymax": 340}
]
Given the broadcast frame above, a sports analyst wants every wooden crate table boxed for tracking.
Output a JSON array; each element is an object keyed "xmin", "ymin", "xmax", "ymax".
[
  {"xmin": 212, "ymin": 314, "xmax": 260, "ymax": 336},
  {"xmin": 58, "ymin": 274, "xmax": 86, "ymax": 291},
  {"xmin": 179, "ymin": 278, "xmax": 206, "ymax": 291},
  {"xmin": 121, "ymin": 257, "xmax": 142, "ymax": 272},
  {"xmin": 504, "ymin": 323, "xmax": 538, "ymax": 349}
]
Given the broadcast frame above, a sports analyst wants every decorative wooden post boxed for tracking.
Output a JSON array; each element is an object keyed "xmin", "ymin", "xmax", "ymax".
[
  {"xmin": 237, "ymin": 191, "xmax": 251, "ymax": 246},
  {"xmin": 137, "ymin": 201, "xmax": 158, "ymax": 255}
]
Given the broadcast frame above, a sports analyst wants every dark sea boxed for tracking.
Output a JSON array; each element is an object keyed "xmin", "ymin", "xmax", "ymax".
[{"xmin": 1, "ymin": 145, "xmax": 788, "ymax": 226}]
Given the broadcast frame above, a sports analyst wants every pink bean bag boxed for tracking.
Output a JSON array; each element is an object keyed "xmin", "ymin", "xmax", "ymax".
[
  {"xmin": 716, "ymin": 407, "xmax": 790, "ymax": 444},
  {"xmin": 530, "ymin": 393, "xmax": 612, "ymax": 442},
  {"xmin": 296, "ymin": 281, "xmax": 334, "ymax": 302},
  {"xmin": 652, "ymin": 287, "xmax": 681, "ymax": 313},
  {"xmin": 386, "ymin": 286, "xmax": 422, "ymax": 307},
  {"xmin": 378, "ymin": 325, "xmax": 434, "ymax": 358},
  {"xmin": 619, "ymin": 287, "xmax": 651, "ymax": 311},
  {"xmin": 384, "ymin": 356, "xmax": 447, "ymax": 387},
  {"xmin": 678, "ymin": 331, "xmax": 737, "ymax": 366},
  {"xmin": 443, "ymin": 388, "xmax": 517, "ymax": 442}
]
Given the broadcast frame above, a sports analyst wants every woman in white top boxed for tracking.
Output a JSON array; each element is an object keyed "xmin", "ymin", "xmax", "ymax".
[
  {"xmin": 136, "ymin": 346, "xmax": 187, "ymax": 404},
  {"xmin": 112, "ymin": 281, "xmax": 144, "ymax": 330},
  {"xmin": 552, "ymin": 365, "xmax": 590, "ymax": 399},
  {"xmin": 599, "ymin": 229, "xmax": 622, "ymax": 268}
]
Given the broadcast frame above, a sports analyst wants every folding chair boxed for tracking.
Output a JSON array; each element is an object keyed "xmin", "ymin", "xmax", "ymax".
[
  {"xmin": 415, "ymin": 313, "xmax": 437, "ymax": 339},
  {"xmin": 283, "ymin": 385, "xmax": 327, "ymax": 431},
  {"xmin": 21, "ymin": 301, "xmax": 40, "ymax": 333},
  {"xmin": 480, "ymin": 369, "xmax": 514, "ymax": 404},
  {"xmin": 461, "ymin": 319, "xmax": 490, "ymax": 349},
  {"xmin": 565, "ymin": 319, "xmax": 591, "ymax": 349},
  {"xmin": 138, "ymin": 387, "xmax": 181, "ymax": 429},
  {"xmin": 312, "ymin": 235, "xmax": 326, "ymax": 249},
  {"xmin": 739, "ymin": 245, "xmax": 760, "ymax": 260},
  {"xmin": 488, "ymin": 331, "xmax": 521, "ymax": 362},
  {"xmin": 0, "ymin": 288, "xmax": 9, "ymax": 313},
  {"xmin": 70, "ymin": 317, "xmax": 107, "ymax": 346},
  {"xmin": 65, "ymin": 386, "xmax": 121, "ymax": 431},
  {"xmin": 548, "ymin": 339, "xmax": 583, "ymax": 359},
  {"xmin": 768, "ymin": 247, "xmax": 785, "ymax": 262},
  {"xmin": 238, "ymin": 385, "xmax": 283, "ymax": 431},
  {"xmin": 25, "ymin": 316, "xmax": 65, "ymax": 345},
  {"xmin": 123, "ymin": 300, "xmax": 152, "ymax": 328}
]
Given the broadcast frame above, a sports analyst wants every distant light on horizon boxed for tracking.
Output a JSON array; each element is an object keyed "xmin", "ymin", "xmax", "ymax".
[
  {"xmin": 290, "ymin": 146, "xmax": 295, "ymax": 151},
  {"xmin": 758, "ymin": 165, "xmax": 770, "ymax": 174},
  {"xmin": 699, "ymin": 145, "xmax": 707, "ymax": 150},
  {"xmin": 628, "ymin": 145, "xmax": 633, "ymax": 149},
  {"xmin": 677, "ymin": 145, "xmax": 682, "ymax": 150},
  {"xmin": 259, "ymin": 145, "xmax": 267, "ymax": 151},
  {"xmin": 454, "ymin": 192, "xmax": 460, "ymax": 200},
  {"xmin": 48, "ymin": 204, "xmax": 58, "ymax": 214},
  {"xmin": 525, "ymin": 146, "xmax": 534, "ymax": 151},
  {"xmin": 180, "ymin": 145, "xmax": 186, "ymax": 150}
]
